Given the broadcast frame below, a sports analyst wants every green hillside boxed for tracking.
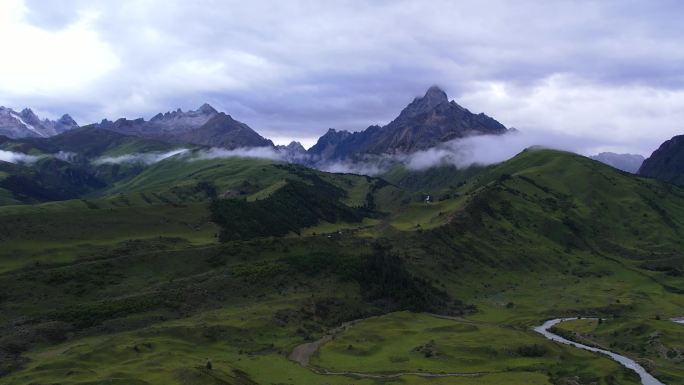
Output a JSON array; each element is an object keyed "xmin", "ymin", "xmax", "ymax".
[
  {"xmin": 381, "ymin": 163, "xmax": 486, "ymax": 193},
  {"xmin": 1, "ymin": 149, "xmax": 683, "ymax": 384},
  {"xmin": 0, "ymin": 158, "xmax": 106, "ymax": 204},
  {"xmin": 0, "ymin": 128, "xmax": 186, "ymax": 204},
  {"xmin": 103, "ymin": 155, "xmax": 404, "ymax": 211}
]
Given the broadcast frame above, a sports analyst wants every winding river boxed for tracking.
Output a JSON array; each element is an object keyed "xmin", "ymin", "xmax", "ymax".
[
  {"xmin": 534, "ymin": 318, "xmax": 665, "ymax": 385},
  {"xmin": 290, "ymin": 315, "xmax": 678, "ymax": 384}
]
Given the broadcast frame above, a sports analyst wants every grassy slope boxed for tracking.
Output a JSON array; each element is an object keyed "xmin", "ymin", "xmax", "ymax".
[
  {"xmin": 382, "ymin": 163, "xmax": 486, "ymax": 193},
  {"xmin": 103, "ymin": 156, "xmax": 404, "ymax": 211},
  {"xmin": 0, "ymin": 128, "xmax": 183, "ymax": 205},
  {"xmin": 315, "ymin": 312, "xmax": 638, "ymax": 384},
  {"xmin": 395, "ymin": 149, "xmax": 684, "ymax": 316},
  {"xmin": 0, "ymin": 126, "xmax": 178, "ymax": 158},
  {"xmin": 1, "ymin": 149, "xmax": 683, "ymax": 384},
  {"xmin": 554, "ymin": 317, "xmax": 684, "ymax": 383}
]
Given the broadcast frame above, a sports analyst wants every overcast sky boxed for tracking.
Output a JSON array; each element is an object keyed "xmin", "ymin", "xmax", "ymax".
[{"xmin": 1, "ymin": 0, "xmax": 684, "ymax": 154}]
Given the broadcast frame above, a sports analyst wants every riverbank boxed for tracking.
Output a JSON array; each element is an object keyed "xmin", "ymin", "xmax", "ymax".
[{"xmin": 535, "ymin": 318, "xmax": 665, "ymax": 385}]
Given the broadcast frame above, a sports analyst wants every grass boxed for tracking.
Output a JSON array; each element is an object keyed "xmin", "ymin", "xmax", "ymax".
[
  {"xmin": 389, "ymin": 195, "xmax": 468, "ymax": 231},
  {"xmin": 0, "ymin": 199, "xmax": 217, "ymax": 273},
  {"xmin": 314, "ymin": 312, "xmax": 639, "ymax": 384},
  {"xmin": 1, "ymin": 307, "xmax": 640, "ymax": 385},
  {"xmin": 299, "ymin": 217, "xmax": 381, "ymax": 236}
]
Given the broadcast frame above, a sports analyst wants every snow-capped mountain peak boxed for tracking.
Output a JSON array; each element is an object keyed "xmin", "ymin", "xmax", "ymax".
[{"xmin": 0, "ymin": 107, "xmax": 79, "ymax": 138}]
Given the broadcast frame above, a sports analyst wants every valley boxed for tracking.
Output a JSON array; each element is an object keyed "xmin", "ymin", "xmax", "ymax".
[{"xmin": 3, "ymin": 2, "xmax": 684, "ymax": 384}]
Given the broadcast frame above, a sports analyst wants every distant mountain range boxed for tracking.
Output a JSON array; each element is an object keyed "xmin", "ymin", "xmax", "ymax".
[
  {"xmin": 1, "ymin": 86, "xmax": 509, "ymax": 164},
  {"xmin": 0, "ymin": 107, "xmax": 78, "ymax": 138},
  {"xmin": 7, "ymin": 87, "xmax": 684, "ymax": 189},
  {"xmin": 93, "ymin": 86, "xmax": 508, "ymax": 161},
  {"xmin": 589, "ymin": 152, "xmax": 644, "ymax": 173}
]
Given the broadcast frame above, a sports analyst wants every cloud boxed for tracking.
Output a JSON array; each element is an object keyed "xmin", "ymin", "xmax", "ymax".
[
  {"xmin": 0, "ymin": 150, "xmax": 41, "ymax": 164},
  {"xmin": 458, "ymin": 74, "xmax": 684, "ymax": 156},
  {"xmin": 0, "ymin": 0, "xmax": 119, "ymax": 97},
  {"xmin": 191, "ymin": 147, "xmax": 286, "ymax": 162},
  {"xmin": 189, "ymin": 147, "xmax": 390, "ymax": 176},
  {"xmin": 314, "ymin": 130, "xmax": 605, "ymax": 175},
  {"xmin": 54, "ymin": 151, "xmax": 78, "ymax": 162},
  {"xmin": 2, "ymin": 0, "xmax": 684, "ymax": 154},
  {"xmin": 316, "ymin": 160, "xmax": 389, "ymax": 176},
  {"xmin": 405, "ymin": 131, "xmax": 589, "ymax": 170},
  {"xmin": 93, "ymin": 149, "xmax": 188, "ymax": 165}
]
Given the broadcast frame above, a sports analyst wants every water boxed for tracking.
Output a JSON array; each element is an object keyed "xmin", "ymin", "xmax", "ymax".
[
  {"xmin": 672, "ymin": 318, "xmax": 684, "ymax": 325},
  {"xmin": 534, "ymin": 318, "xmax": 665, "ymax": 385}
]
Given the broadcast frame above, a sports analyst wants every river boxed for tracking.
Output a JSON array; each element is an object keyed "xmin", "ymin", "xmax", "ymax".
[{"xmin": 534, "ymin": 318, "xmax": 665, "ymax": 385}]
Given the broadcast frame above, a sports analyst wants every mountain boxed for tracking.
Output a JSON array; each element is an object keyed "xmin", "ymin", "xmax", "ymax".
[
  {"xmin": 174, "ymin": 112, "xmax": 274, "ymax": 148},
  {"xmin": 98, "ymin": 104, "xmax": 273, "ymax": 148},
  {"xmin": 276, "ymin": 141, "xmax": 308, "ymax": 162},
  {"xmin": 308, "ymin": 86, "xmax": 508, "ymax": 162},
  {"xmin": 307, "ymin": 128, "xmax": 352, "ymax": 161},
  {"xmin": 589, "ymin": 152, "xmax": 644, "ymax": 173},
  {"xmin": 0, "ymin": 107, "xmax": 78, "ymax": 138},
  {"xmin": 639, "ymin": 134, "xmax": 684, "ymax": 186}
]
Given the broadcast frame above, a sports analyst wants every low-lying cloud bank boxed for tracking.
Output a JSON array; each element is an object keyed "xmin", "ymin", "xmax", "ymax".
[
  {"xmin": 175, "ymin": 130, "xmax": 599, "ymax": 175},
  {"xmin": 93, "ymin": 149, "xmax": 189, "ymax": 165},
  {"xmin": 0, "ymin": 150, "xmax": 41, "ymax": 164},
  {"xmin": 404, "ymin": 129, "xmax": 590, "ymax": 171},
  {"xmin": 1, "ymin": 130, "xmax": 604, "ymax": 176},
  {"xmin": 191, "ymin": 147, "xmax": 283, "ymax": 161},
  {"xmin": 316, "ymin": 159, "xmax": 389, "ymax": 176},
  {"xmin": 312, "ymin": 130, "xmax": 598, "ymax": 175}
]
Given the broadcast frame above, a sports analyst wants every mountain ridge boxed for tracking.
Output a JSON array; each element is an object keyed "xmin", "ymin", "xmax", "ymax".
[
  {"xmin": 97, "ymin": 104, "xmax": 274, "ymax": 149},
  {"xmin": 0, "ymin": 107, "xmax": 78, "ymax": 139},
  {"xmin": 307, "ymin": 86, "xmax": 509, "ymax": 162},
  {"xmin": 639, "ymin": 134, "xmax": 684, "ymax": 186},
  {"xmin": 4, "ymin": 86, "xmax": 510, "ymax": 163}
]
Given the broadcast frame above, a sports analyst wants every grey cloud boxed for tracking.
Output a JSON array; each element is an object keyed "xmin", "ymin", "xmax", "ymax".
[
  {"xmin": 315, "ymin": 130, "xmax": 604, "ymax": 176},
  {"xmin": 0, "ymin": 150, "xmax": 41, "ymax": 164},
  {"xmin": 93, "ymin": 149, "xmax": 189, "ymax": 165},
  {"xmin": 404, "ymin": 131, "xmax": 598, "ymax": 171},
  {"xmin": 4, "ymin": 0, "xmax": 684, "ymax": 154},
  {"xmin": 191, "ymin": 147, "xmax": 284, "ymax": 162}
]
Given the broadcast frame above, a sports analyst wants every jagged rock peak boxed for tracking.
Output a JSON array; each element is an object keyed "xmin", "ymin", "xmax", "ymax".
[
  {"xmin": 324, "ymin": 128, "xmax": 351, "ymax": 136},
  {"xmin": 0, "ymin": 107, "xmax": 78, "ymax": 138},
  {"xmin": 423, "ymin": 85, "xmax": 449, "ymax": 105},
  {"xmin": 399, "ymin": 86, "xmax": 450, "ymax": 120},
  {"xmin": 20, "ymin": 107, "xmax": 35, "ymax": 116},
  {"xmin": 58, "ymin": 114, "xmax": 76, "ymax": 124},
  {"xmin": 198, "ymin": 103, "xmax": 218, "ymax": 114},
  {"xmin": 286, "ymin": 141, "xmax": 306, "ymax": 152}
]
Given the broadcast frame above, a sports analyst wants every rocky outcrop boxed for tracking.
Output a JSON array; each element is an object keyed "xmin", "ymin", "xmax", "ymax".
[{"xmin": 639, "ymin": 135, "xmax": 684, "ymax": 186}]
